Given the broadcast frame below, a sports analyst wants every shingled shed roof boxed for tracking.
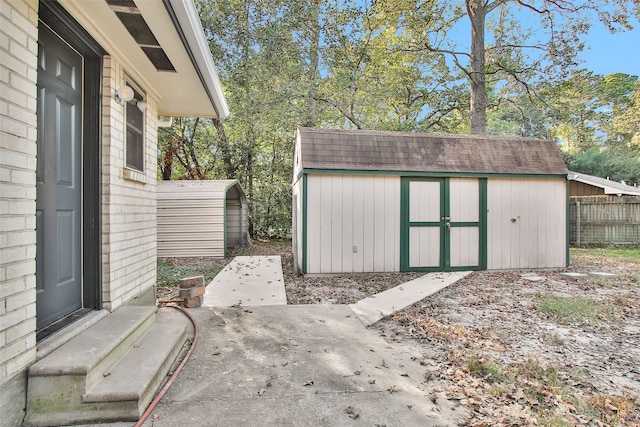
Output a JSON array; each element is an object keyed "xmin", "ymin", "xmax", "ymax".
[{"xmin": 297, "ymin": 127, "xmax": 568, "ymax": 175}]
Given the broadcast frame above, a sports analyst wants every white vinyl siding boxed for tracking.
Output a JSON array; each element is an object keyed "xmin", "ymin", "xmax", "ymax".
[
  {"xmin": 487, "ymin": 178, "xmax": 566, "ymax": 269},
  {"xmin": 157, "ymin": 180, "xmax": 247, "ymax": 258},
  {"xmin": 306, "ymin": 174, "xmax": 400, "ymax": 274}
]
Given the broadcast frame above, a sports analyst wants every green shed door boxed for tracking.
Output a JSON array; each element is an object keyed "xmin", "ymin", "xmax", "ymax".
[{"xmin": 401, "ymin": 177, "xmax": 486, "ymax": 271}]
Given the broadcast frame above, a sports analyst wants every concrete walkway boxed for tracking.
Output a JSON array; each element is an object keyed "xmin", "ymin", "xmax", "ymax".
[
  {"xmin": 203, "ymin": 256, "xmax": 286, "ymax": 307},
  {"xmin": 142, "ymin": 305, "xmax": 465, "ymax": 427},
  {"xmin": 349, "ymin": 271, "xmax": 473, "ymax": 326},
  {"xmin": 139, "ymin": 261, "xmax": 473, "ymax": 426}
]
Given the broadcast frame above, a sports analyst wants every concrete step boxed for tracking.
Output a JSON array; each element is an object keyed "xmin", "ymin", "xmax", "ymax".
[{"xmin": 24, "ymin": 306, "xmax": 189, "ymax": 426}]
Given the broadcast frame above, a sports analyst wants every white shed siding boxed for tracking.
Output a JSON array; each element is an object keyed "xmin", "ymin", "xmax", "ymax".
[
  {"xmin": 409, "ymin": 181, "xmax": 440, "ymax": 222},
  {"xmin": 306, "ymin": 174, "xmax": 400, "ymax": 274},
  {"xmin": 157, "ymin": 180, "xmax": 246, "ymax": 258},
  {"xmin": 450, "ymin": 227, "xmax": 479, "ymax": 267},
  {"xmin": 409, "ymin": 228, "xmax": 440, "ymax": 268},
  {"xmin": 487, "ymin": 178, "xmax": 566, "ymax": 269},
  {"xmin": 450, "ymin": 178, "xmax": 480, "ymax": 267},
  {"xmin": 450, "ymin": 178, "xmax": 479, "ymax": 222}
]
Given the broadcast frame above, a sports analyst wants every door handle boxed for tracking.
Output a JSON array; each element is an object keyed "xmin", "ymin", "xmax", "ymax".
[{"xmin": 446, "ymin": 222, "xmax": 451, "ymax": 230}]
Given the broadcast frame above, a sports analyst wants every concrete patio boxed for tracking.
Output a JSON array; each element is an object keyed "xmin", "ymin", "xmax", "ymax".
[{"xmin": 139, "ymin": 256, "xmax": 469, "ymax": 426}]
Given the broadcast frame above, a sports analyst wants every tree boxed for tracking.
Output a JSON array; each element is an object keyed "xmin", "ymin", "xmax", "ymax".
[
  {"xmin": 614, "ymin": 82, "xmax": 640, "ymax": 147},
  {"xmin": 379, "ymin": 0, "xmax": 639, "ymax": 134}
]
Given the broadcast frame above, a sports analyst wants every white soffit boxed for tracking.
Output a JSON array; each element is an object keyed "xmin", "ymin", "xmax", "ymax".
[{"xmin": 60, "ymin": 0, "xmax": 229, "ymax": 119}]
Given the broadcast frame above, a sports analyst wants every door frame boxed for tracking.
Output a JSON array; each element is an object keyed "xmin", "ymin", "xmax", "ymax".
[
  {"xmin": 400, "ymin": 177, "xmax": 488, "ymax": 272},
  {"xmin": 38, "ymin": 1, "xmax": 104, "ymax": 327}
]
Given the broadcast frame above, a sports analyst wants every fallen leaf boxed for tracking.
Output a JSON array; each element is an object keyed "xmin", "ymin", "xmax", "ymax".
[
  {"xmin": 303, "ymin": 380, "xmax": 314, "ymax": 386},
  {"xmin": 345, "ymin": 406, "xmax": 360, "ymax": 419}
]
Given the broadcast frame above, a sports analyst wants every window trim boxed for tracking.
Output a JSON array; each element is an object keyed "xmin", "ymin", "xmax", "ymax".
[{"xmin": 124, "ymin": 79, "xmax": 146, "ymax": 172}]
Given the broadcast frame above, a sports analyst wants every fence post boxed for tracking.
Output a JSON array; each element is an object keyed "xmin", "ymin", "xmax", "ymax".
[{"xmin": 576, "ymin": 199, "xmax": 581, "ymax": 246}]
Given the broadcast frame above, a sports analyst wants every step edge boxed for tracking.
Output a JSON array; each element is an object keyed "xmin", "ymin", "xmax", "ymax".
[
  {"xmin": 82, "ymin": 320, "xmax": 188, "ymax": 403},
  {"xmin": 29, "ymin": 306, "xmax": 157, "ymax": 377}
]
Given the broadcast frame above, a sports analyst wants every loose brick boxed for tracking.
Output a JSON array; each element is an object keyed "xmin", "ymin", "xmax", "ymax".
[
  {"xmin": 183, "ymin": 295, "xmax": 203, "ymax": 308},
  {"xmin": 179, "ymin": 285, "xmax": 205, "ymax": 299},
  {"xmin": 179, "ymin": 276, "xmax": 205, "ymax": 289}
]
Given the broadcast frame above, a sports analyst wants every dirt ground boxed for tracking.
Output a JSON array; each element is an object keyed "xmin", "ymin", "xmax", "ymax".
[
  {"xmin": 165, "ymin": 241, "xmax": 640, "ymax": 426},
  {"xmin": 284, "ymin": 243, "xmax": 639, "ymax": 426}
]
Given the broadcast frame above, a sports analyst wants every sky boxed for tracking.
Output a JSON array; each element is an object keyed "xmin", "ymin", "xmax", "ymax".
[{"xmin": 579, "ymin": 26, "xmax": 639, "ymax": 76}]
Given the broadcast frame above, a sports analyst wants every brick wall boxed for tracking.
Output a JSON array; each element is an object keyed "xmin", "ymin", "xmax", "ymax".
[
  {"xmin": 0, "ymin": 0, "xmax": 39, "ymax": 425},
  {"xmin": 101, "ymin": 58, "xmax": 158, "ymax": 311}
]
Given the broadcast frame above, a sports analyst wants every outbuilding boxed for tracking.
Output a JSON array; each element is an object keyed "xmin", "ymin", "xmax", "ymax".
[
  {"xmin": 157, "ymin": 180, "xmax": 248, "ymax": 257},
  {"xmin": 292, "ymin": 127, "xmax": 570, "ymax": 275}
]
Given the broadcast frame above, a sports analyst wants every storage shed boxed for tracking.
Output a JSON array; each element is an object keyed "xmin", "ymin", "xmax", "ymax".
[
  {"xmin": 568, "ymin": 171, "xmax": 640, "ymax": 197},
  {"xmin": 292, "ymin": 128, "xmax": 570, "ymax": 275},
  {"xmin": 158, "ymin": 180, "xmax": 248, "ymax": 257}
]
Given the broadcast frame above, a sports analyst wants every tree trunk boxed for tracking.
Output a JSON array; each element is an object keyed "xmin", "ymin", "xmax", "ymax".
[
  {"xmin": 212, "ymin": 117, "xmax": 236, "ymax": 178},
  {"xmin": 304, "ymin": 0, "xmax": 321, "ymax": 128},
  {"xmin": 467, "ymin": 1, "xmax": 487, "ymax": 135}
]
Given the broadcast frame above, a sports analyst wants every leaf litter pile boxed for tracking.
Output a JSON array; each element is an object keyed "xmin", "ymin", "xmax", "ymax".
[{"xmin": 285, "ymin": 249, "xmax": 640, "ymax": 426}]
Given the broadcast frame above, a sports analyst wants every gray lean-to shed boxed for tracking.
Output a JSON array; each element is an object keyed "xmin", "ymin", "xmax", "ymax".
[
  {"xmin": 292, "ymin": 127, "xmax": 570, "ymax": 275},
  {"xmin": 157, "ymin": 180, "xmax": 248, "ymax": 257}
]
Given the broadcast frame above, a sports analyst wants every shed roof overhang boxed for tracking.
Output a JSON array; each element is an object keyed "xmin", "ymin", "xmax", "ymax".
[
  {"xmin": 59, "ymin": 0, "xmax": 229, "ymax": 119},
  {"xmin": 568, "ymin": 172, "xmax": 640, "ymax": 196}
]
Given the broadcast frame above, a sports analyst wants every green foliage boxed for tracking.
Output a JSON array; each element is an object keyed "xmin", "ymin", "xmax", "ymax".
[
  {"xmin": 466, "ymin": 356, "xmax": 508, "ymax": 383},
  {"xmin": 157, "ymin": 260, "xmax": 223, "ymax": 289},
  {"xmin": 563, "ymin": 146, "xmax": 640, "ymax": 184},
  {"xmin": 571, "ymin": 247, "xmax": 640, "ymax": 264},
  {"xmin": 536, "ymin": 294, "xmax": 610, "ymax": 324}
]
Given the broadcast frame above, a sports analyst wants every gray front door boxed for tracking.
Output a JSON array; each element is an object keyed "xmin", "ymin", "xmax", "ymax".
[{"xmin": 36, "ymin": 24, "xmax": 83, "ymax": 329}]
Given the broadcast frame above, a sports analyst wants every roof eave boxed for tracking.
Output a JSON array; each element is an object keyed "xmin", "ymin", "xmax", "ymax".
[{"xmin": 164, "ymin": 0, "xmax": 230, "ymax": 119}]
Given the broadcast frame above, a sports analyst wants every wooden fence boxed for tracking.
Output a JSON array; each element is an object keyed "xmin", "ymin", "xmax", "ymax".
[{"xmin": 569, "ymin": 196, "xmax": 640, "ymax": 246}]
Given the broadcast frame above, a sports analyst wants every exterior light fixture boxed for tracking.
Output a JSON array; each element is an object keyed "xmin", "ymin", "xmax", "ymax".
[
  {"xmin": 136, "ymin": 100, "xmax": 147, "ymax": 112},
  {"xmin": 115, "ymin": 85, "xmax": 135, "ymax": 104}
]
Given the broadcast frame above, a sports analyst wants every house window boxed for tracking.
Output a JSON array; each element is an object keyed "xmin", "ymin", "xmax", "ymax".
[{"xmin": 125, "ymin": 84, "xmax": 145, "ymax": 171}]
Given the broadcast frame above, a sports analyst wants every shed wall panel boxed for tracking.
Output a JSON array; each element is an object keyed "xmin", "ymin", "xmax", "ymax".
[
  {"xmin": 487, "ymin": 178, "xmax": 566, "ymax": 269},
  {"xmin": 450, "ymin": 178, "xmax": 479, "ymax": 222},
  {"xmin": 409, "ymin": 227, "xmax": 440, "ymax": 267},
  {"xmin": 331, "ymin": 175, "xmax": 345, "ymax": 272},
  {"xmin": 450, "ymin": 227, "xmax": 479, "ymax": 267},
  {"xmin": 351, "ymin": 177, "xmax": 365, "ymax": 272},
  {"xmin": 157, "ymin": 180, "xmax": 247, "ymax": 258},
  {"xmin": 410, "ymin": 181, "xmax": 440, "ymax": 222},
  {"xmin": 306, "ymin": 174, "xmax": 400, "ymax": 273}
]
